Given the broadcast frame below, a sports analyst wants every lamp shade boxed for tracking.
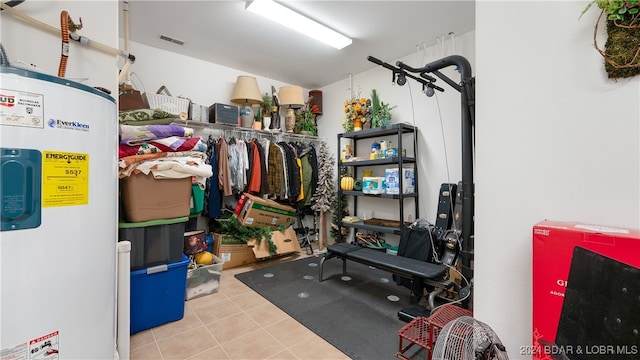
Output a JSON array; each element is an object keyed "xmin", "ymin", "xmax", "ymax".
[
  {"xmin": 230, "ymin": 76, "xmax": 262, "ymax": 105},
  {"xmin": 278, "ymin": 85, "xmax": 304, "ymax": 108}
]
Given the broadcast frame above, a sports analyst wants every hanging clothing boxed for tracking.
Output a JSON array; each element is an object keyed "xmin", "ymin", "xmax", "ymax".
[
  {"xmin": 245, "ymin": 140, "xmax": 254, "ymax": 192},
  {"xmin": 277, "ymin": 143, "xmax": 289, "ymax": 200},
  {"xmin": 309, "ymin": 143, "xmax": 319, "ymax": 199},
  {"xmin": 247, "ymin": 140, "xmax": 262, "ymax": 194},
  {"xmin": 279, "ymin": 141, "xmax": 300, "ymax": 204},
  {"xmin": 296, "ymin": 156, "xmax": 304, "ymax": 203},
  {"xmin": 204, "ymin": 135, "xmax": 221, "ymax": 218},
  {"xmin": 299, "ymin": 147, "xmax": 314, "ymax": 207},
  {"xmin": 258, "ymin": 138, "xmax": 270, "ymax": 177},
  {"xmin": 268, "ymin": 142, "xmax": 285, "ymax": 200},
  {"xmin": 228, "ymin": 138, "xmax": 244, "ymax": 193},
  {"xmin": 254, "ymin": 140, "xmax": 270, "ymax": 196},
  {"xmin": 238, "ymin": 139, "xmax": 249, "ymax": 190},
  {"xmin": 217, "ymin": 137, "xmax": 232, "ymax": 197}
]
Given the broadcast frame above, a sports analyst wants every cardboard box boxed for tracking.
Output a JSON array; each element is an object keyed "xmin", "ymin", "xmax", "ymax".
[
  {"xmin": 120, "ymin": 172, "xmax": 192, "ymax": 222},
  {"xmin": 234, "ymin": 193, "xmax": 296, "ymax": 229},
  {"xmin": 183, "ymin": 229, "xmax": 207, "ymax": 255},
  {"xmin": 186, "ymin": 255, "xmax": 224, "ymax": 301},
  {"xmin": 532, "ymin": 220, "xmax": 640, "ymax": 359},
  {"xmin": 213, "ymin": 233, "xmax": 257, "ymax": 270},
  {"xmin": 247, "ymin": 229, "xmax": 302, "ymax": 258},
  {"xmin": 213, "ymin": 229, "xmax": 301, "ymax": 270}
]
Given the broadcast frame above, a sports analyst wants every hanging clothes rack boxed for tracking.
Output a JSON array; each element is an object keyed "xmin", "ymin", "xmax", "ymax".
[{"xmin": 172, "ymin": 119, "xmax": 328, "ymax": 144}]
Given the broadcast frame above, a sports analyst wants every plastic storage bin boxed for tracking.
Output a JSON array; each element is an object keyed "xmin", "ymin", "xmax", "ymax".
[
  {"xmin": 186, "ymin": 255, "xmax": 224, "ymax": 301},
  {"xmin": 130, "ymin": 254, "xmax": 189, "ymax": 334},
  {"xmin": 120, "ymin": 172, "xmax": 192, "ymax": 223},
  {"xmin": 190, "ymin": 184, "xmax": 204, "ymax": 215},
  {"xmin": 119, "ymin": 217, "xmax": 188, "ymax": 270}
]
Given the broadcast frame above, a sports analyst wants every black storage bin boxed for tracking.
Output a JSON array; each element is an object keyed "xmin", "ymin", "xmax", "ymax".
[{"xmin": 118, "ymin": 217, "xmax": 188, "ymax": 270}]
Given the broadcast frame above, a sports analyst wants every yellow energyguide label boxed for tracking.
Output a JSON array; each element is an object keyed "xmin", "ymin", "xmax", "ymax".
[{"xmin": 42, "ymin": 151, "xmax": 89, "ymax": 207}]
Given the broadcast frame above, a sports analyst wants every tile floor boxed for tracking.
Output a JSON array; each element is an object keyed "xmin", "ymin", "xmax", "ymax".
[{"xmin": 129, "ymin": 251, "xmax": 350, "ymax": 360}]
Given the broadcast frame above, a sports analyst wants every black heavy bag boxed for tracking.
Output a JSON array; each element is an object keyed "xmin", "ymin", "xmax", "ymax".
[{"xmin": 394, "ymin": 226, "xmax": 435, "ymax": 291}]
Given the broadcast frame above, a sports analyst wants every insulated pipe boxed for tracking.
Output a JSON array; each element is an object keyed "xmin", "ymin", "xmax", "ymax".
[
  {"xmin": 396, "ymin": 55, "xmax": 474, "ymax": 276},
  {"xmin": 116, "ymin": 241, "xmax": 131, "ymax": 360},
  {"xmin": 122, "ymin": 1, "xmax": 131, "ymax": 83},
  {"xmin": 0, "ymin": 0, "xmax": 25, "ymax": 9},
  {"xmin": 0, "ymin": 2, "xmax": 134, "ymax": 61}
]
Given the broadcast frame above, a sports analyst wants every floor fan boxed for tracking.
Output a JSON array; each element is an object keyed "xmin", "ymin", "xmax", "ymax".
[{"xmin": 432, "ymin": 316, "xmax": 509, "ymax": 360}]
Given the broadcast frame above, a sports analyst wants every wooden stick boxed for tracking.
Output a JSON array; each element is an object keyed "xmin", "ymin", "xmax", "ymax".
[{"xmin": 319, "ymin": 212, "xmax": 327, "ymax": 251}]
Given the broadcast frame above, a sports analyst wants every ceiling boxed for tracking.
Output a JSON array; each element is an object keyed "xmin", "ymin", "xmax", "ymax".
[{"xmin": 121, "ymin": 1, "xmax": 475, "ymax": 89}]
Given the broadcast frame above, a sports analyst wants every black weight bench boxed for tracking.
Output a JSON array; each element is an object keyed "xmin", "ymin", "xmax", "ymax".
[{"xmin": 319, "ymin": 243, "xmax": 456, "ymax": 309}]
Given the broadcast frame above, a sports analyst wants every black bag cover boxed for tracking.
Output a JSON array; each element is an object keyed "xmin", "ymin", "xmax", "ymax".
[
  {"xmin": 394, "ymin": 226, "xmax": 435, "ymax": 290},
  {"xmin": 398, "ymin": 226, "xmax": 433, "ymax": 260}
]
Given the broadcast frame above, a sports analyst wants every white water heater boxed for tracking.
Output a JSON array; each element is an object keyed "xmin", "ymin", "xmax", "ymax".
[{"xmin": 0, "ymin": 66, "xmax": 118, "ymax": 359}]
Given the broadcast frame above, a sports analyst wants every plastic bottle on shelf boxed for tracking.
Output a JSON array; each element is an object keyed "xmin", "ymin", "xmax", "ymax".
[
  {"xmin": 370, "ymin": 142, "xmax": 381, "ymax": 160},
  {"xmin": 341, "ymin": 144, "xmax": 353, "ymax": 162}
]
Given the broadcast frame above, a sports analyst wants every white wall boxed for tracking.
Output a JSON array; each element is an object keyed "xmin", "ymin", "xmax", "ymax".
[
  {"xmin": 1, "ymin": 0, "xmax": 119, "ymax": 94},
  {"xmin": 124, "ymin": 41, "xmax": 296, "ymax": 128},
  {"xmin": 475, "ymin": 1, "xmax": 639, "ymax": 357}
]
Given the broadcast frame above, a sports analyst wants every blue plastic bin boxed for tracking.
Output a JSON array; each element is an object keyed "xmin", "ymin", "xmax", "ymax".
[{"xmin": 130, "ymin": 254, "xmax": 189, "ymax": 334}]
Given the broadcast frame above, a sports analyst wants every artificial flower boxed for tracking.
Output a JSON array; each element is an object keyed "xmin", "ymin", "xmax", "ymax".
[{"xmin": 342, "ymin": 96, "xmax": 370, "ymax": 132}]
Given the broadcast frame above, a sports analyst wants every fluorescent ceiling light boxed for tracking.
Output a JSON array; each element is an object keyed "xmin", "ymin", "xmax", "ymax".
[{"xmin": 246, "ymin": 0, "xmax": 352, "ymax": 50}]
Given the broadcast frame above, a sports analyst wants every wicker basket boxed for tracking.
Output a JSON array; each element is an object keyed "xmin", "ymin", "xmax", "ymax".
[{"xmin": 143, "ymin": 93, "xmax": 190, "ymax": 115}]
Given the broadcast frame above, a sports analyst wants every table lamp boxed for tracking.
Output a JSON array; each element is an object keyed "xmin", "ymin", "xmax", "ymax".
[
  {"xmin": 231, "ymin": 75, "xmax": 263, "ymax": 128},
  {"xmin": 278, "ymin": 85, "xmax": 304, "ymax": 133}
]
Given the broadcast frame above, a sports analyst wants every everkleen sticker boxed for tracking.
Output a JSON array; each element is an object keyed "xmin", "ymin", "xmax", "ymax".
[
  {"xmin": 0, "ymin": 89, "xmax": 44, "ymax": 128},
  {"xmin": 42, "ymin": 151, "xmax": 89, "ymax": 207}
]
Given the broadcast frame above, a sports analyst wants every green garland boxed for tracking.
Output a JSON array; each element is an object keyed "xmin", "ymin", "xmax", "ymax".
[{"xmin": 210, "ymin": 214, "xmax": 282, "ymax": 255}]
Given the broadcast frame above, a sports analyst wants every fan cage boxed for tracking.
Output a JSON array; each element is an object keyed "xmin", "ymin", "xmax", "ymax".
[{"xmin": 432, "ymin": 316, "xmax": 509, "ymax": 360}]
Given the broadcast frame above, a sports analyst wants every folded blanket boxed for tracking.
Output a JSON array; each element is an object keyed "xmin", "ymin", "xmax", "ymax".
[
  {"xmin": 118, "ymin": 136, "xmax": 206, "ymax": 158},
  {"xmin": 119, "ymin": 118, "xmax": 175, "ymax": 126},
  {"xmin": 119, "ymin": 109, "xmax": 176, "ymax": 123},
  {"xmin": 118, "ymin": 150, "xmax": 207, "ymax": 168},
  {"xmin": 120, "ymin": 124, "xmax": 194, "ymax": 144},
  {"xmin": 119, "ymin": 153, "xmax": 212, "ymax": 189}
]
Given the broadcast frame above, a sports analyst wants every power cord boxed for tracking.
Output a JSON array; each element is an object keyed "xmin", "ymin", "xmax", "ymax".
[{"xmin": 429, "ymin": 263, "xmax": 471, "ymax": 313}]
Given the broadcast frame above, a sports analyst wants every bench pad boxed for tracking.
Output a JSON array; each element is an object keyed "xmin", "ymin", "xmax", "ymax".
[
  {"xmin": 347, "ymin": 247, "xmax": 446, "ymax": 279},
  {"xmin": 323, "ymin": 243, "xmax": 447, "ymax": 280}
]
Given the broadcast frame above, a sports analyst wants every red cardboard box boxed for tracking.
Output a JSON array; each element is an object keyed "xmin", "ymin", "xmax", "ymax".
[{"xmin": 532, "ymin": 220, "xmax": 640, "ymax": 359}]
